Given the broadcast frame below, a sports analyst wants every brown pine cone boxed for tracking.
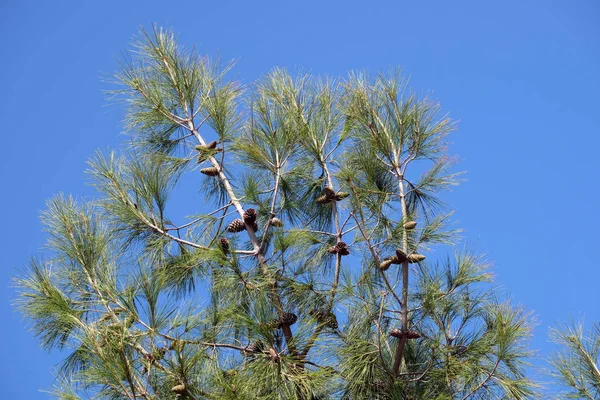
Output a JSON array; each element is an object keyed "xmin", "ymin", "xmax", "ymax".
[
  {"xmin": 390, "ymin": 328, "xmax": 403, "ymax": 338},
  {"xmin": 406, "ymin": 330, "xmax": 421, "ymax": 339},
  {"xmin": 323, "ymin": 187, "xmax": 336, "ymax": 199},
  {"xmin": 407, "ymin": 253, "xmax": 426, "ymax": 263},
  {"xmin": 278, "ymin": 312, "xmax": 298, "ymax": 328},
  {"xmin": 379, "ymin": 259, "xmax": 393, "ymax": 271},
  {"xmin": 200, "ymin": 167, "xmax": 219, "ymax": 176},
  {"xmin": 218, "ymin": 237, "xmax": 230, "ymax": 254},
  {"xmin": 336, "ymin": 242, "xmax": 350, "ymax": 256},
  {"xmin": 243, "ymin": 208, "xmax": 257, "ymax": 223},
  {"xmin": 395, "ymin": 249, "xmax": 408, "ymax": 263},
  {"xmin": 403, "ymin": 221, "xmax": 417, "ymax": 230},
  {"xmin": 227, "ymin": 219, "xmax": 246, "ymax": 233}
]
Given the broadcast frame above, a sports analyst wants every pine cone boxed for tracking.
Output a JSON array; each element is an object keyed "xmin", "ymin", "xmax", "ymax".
[
  {"xmin": 218, "ymin": 237, "xmax": 230, "ymax": 254},
  {"xmin": 278, "ymin": 312, "xmax": 298, "ymax": 328},
  {"xmin": 200, "ymin": 167, "xmax": 219, "ymax": 176},
  {"xmin": 171, "ymin": 384, "xmax": 186, "ymax": 395},
  {"xmin": 316, "ymin": 187, "xmax": 338, "ymax": 204},
  {"xmin": 390, "ymin": 328, "xmax": 403, "ymax": 338},
  {"xmin": 195, "ymin": 140, "xmax": 218, "ymax": 151},
  {"xmin": 395, "ymin": 249, "xmax": 408, "ymax": 263},
  {"xmin": 270, "ymin": 217, "xmax": 284, "ymax": 227},
  {"xmin": 334, "ymin": 191, "xmax": 350, "ymax": 201},
  {"xmin": 406, "ymin": 330, "xmax": 421, "ymax": 339},
  {"xmin": 403, "ymin": 221, "xmax": 417, "ymax": 230},
  {"xmin": 336, "ymin": 242, "xmax": 350, "ymax": 256},
  {"xmin": 338, "ymin": 247, "xmax": 350, "ymax": 256},
  {"xmin": 227, "ymin": 219, "xmax": 246, "ymax": 233},
  {"xmin": 379, "ymin": 259, "xmax": 393, "ymax": 271},
  {"xmin": 243, "ymin": 208, "xmax": 257, "ymax": 223},
  {"xmin": 316, "ymin": 194, "xmax": 330, "ymax": 204},
  {"xmin": 407, "ymin": 253, "xmax": 426, "ymax": 263},
  {"xmin": 323, "ymin": 187, "xmax": 336, "ymax": 198}
]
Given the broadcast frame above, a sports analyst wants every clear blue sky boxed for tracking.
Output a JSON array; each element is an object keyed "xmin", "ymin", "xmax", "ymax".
[{"xmin": 1, "ymin": 0, "xmax": 598, "ymax": 397}]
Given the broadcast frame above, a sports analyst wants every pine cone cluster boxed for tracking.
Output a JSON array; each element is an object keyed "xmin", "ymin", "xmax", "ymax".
[
  {"xmin": 328, "ymin": 241, "xmax": 350, "ymax": 256},
  {"xmin": 227, "ymin": 219, "xmax": 246, "ymax": 233},
  {"xmin": 391, "ymin": 249, "xmax": 408, "ymax": 264},
  {"xmin": 384, "ymin": 249, "xmax": 426, "ymax": 265},
  {"xmin": 316, "ymin": 187, "xmax": 349, "ymax": 204}
]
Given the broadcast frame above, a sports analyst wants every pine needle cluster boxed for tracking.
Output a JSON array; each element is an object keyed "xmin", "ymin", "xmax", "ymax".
[{"xmin": 548, "ymin": 320, "xmax": 600, "ymax": 399}]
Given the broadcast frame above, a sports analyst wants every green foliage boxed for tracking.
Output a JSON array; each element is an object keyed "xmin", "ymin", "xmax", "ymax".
[
  {"xmin": 15, "ymin": 27, "xmax": 538, "ymax": 399},
  {"xmin": 549, "ymin": 320, "xmax": 600, "ymax": 399}
]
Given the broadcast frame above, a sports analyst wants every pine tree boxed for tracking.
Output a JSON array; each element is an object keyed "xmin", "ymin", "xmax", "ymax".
[
  {"xmin": 548, "ymin": 320, "xmax": 600, "ymax": 399},
  {"xmin": 15, "ymin": 27, "xmax": 537, "ymax": 399}
]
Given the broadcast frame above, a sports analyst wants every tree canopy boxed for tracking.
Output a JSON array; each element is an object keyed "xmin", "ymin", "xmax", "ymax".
[{"xmin": 15, "ymin": 27, "xmax": 540, "ymax": 399}]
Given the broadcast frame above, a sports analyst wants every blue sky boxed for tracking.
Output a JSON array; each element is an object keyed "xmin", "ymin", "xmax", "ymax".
[{"xmin": 1, "ymin": 0, "xmax": 598, "ymax": 397}]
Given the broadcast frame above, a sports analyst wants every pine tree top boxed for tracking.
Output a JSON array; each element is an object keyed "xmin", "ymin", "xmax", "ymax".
[{"xmin": 15, "ymin": 26, "xmax": 538, "ymax": 399}]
